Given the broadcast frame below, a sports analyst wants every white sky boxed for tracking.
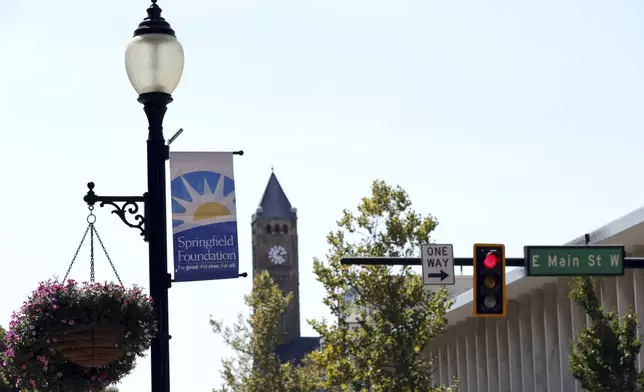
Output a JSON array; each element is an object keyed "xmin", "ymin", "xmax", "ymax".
[{"xmin": 1, "ymin": 0, "xmax": 644, "ymax": 390}]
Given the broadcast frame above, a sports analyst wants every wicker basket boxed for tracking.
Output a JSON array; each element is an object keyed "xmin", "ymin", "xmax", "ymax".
[{"xmin": 54, "ymin": 324, "xmax": 127, "ymax": 368}]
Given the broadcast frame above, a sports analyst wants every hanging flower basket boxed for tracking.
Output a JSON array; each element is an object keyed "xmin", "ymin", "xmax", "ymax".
[{"xmin": 1, "ymin": 279, "xmax": 157, "ymax": 391}]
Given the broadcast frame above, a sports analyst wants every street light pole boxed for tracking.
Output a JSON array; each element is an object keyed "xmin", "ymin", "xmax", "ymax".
[
  {"xmin": 126, "ymin": 2, "xmax": 184, "ymax": 391},
  {"xmin": 83, "ymin": 1, "xmax": 184, "ymax": 392},
  {"xmin": 142, "ymin": 91, "xmax": 173, "ymax": 392}
]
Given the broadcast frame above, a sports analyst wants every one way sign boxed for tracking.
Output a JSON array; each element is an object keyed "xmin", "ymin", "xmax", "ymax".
[{"xmin": 422, "ymin": 244, "xmax": 455, "ymax": 285}]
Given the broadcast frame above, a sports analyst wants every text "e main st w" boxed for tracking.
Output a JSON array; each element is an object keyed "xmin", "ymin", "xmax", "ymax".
[{"xmin": 531, "ymin": 253, "xmax": 621, "ymax": 268}]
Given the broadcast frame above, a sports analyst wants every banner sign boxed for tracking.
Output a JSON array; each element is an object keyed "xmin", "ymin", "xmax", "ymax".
[{"xmin": 170, "ymin": 152, "xmax": 239, "ymax": 282}]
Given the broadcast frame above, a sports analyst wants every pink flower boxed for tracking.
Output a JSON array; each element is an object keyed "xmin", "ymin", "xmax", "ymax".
[
  {"xmin": 68, "ymin": 320, "xmax": 75, "ymax": 326},
  {"xmin": 56, "ymin": 372, "xmax": 62, "ymax": 377}
]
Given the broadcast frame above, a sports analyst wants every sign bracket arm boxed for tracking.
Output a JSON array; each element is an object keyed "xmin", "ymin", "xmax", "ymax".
[{"xmin": 342, "ymin": 256, "xmax": 644, "ymax": 269}]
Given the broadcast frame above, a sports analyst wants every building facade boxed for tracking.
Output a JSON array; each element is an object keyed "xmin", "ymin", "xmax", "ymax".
[
  {"xmin": 251, "ymin": 171, "xmax": 321, "ymax": 363},
  {"xmin": 430, "ymin": 207, "xmax": 644, "ymax": 392}
]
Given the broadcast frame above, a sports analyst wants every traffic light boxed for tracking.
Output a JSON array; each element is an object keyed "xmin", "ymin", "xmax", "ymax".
[{"xmin": 473, "ymin": 243, "xmax": 506, "ymax": 318}]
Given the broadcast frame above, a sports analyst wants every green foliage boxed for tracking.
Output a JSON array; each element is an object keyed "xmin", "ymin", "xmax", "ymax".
[
  {"xmin": 211, "ymin": 270, "xmax": 318, "ymax": 392},
  {"xmin": 309, "ymin": 180, "xmax": 458, "ymax": 391},
  {"xmin": 569, "ymin": 276, "xmax": 644, "ymax": 391},
  {"xmin": 2, "ymin": 279, "xmax": 156, "ymax": 391}
]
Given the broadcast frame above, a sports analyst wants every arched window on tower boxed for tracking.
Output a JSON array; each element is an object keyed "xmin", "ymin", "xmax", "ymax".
[
  {"xmin": 282, "ymin": 224, "xmax": 288, "ymax": 234},
  {"xmin": 266, "ymin": 224, "xmax": 272, "ymax": 234},
  {"xmin": 274, "ymin": 224, "xmax": 281, "ymax": 234}
]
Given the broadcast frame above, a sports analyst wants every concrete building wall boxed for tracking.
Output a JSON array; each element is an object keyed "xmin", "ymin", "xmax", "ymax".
[{"xmin": 431, "ymin": 270, "xmax": 644, "ymax": 392}]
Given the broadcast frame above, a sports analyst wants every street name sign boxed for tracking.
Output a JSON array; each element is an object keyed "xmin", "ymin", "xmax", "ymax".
[
  {"xmin": 524, "ymin": 245, "xmax": 625, "ymax": 277},
  {"xmin": 422, "ymin": 244, "xmax": 455, "ymax": 285}
]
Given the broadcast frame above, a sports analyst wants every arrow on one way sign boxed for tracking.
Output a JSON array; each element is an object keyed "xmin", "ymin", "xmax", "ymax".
[
  {"xmin": 422, "ymin": 244, "xmax": 455, "ymax": 285},
  {"xmin": 427, "ymin": 270, "xmax": 449, "ymax": 281}
]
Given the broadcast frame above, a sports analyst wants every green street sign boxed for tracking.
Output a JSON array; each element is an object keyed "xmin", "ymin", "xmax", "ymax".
[{"xmin": 524, "ymin": 245, "xmax": 625, "ymax": 277}]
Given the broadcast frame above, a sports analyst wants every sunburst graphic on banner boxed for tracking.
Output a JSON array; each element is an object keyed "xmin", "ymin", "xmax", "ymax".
[{"xmin": 171, "ymin": 171, "xmax": 236, "ymax": 233}]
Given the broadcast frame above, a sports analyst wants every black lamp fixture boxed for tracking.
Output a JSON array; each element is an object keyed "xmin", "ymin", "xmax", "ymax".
[{"xmin": 83, "ymin": 1, "xmax": 184, "ymax": 392}]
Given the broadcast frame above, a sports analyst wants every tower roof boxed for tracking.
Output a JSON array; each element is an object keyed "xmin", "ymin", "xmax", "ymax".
[{"xmin": 256, "ymin": 172, "xmax": 296, "ymax": 220}]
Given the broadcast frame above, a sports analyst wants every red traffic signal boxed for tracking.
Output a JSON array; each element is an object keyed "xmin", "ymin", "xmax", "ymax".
[
  {"xmin": 473, "ymin": 244, "xmax": 506, "ymax": 318},
  {"xmin": 483, "ymin": 252, "xmax": 498, "ymax": 269}
]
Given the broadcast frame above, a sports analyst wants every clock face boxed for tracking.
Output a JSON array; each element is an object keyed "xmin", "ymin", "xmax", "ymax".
[{"xmin": 268, "ymin": 245, "xmax": 288, "ymax": 265}]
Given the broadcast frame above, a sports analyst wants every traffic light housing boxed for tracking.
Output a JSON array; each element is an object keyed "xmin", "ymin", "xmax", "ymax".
[{"xmin": 473, "ymin": 243, "xmax": 506, "ymax": 318}]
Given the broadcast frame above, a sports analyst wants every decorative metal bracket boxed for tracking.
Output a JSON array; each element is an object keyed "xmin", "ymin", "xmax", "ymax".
[{"xmin": 84, "ymin": 182, "xmax": 148, "ymax": 241}]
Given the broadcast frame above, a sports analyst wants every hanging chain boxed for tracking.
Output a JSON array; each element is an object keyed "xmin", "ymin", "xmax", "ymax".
[
  {"xmin": 62, "ymin": 205, "xmax": 124, "ymax": 286},
  {"xmin": 92, "ymin": 225, "xmax": 124, "ymax": 286},
  {"xmin": 63, "ymin": 224, "xmax": 91, "ymax": 282},
  {"xmin": 89, "ymin": 222, "xmax": 95, "ymax": 283}
]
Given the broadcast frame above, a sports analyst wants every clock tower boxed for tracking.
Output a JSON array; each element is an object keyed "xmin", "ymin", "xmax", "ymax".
[{"xmin": 251, "ymin": 171, "xmax": 300, "ymax": 344}]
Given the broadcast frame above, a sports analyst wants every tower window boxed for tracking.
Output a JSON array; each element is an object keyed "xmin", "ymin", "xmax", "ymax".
[
  {"xmin": 282, "ymin": 224, "xmax": 288, "ymax": 234},
  {"xmin": 274, "ymin": 224, "xmax": 281, "ymax": 234},
  {"xmin": 266, "ymin": 224, "xmax": 272, "ymax": 234}
]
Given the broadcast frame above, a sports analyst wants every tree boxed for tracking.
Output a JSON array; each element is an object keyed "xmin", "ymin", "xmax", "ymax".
[
  {"xmin": 569, "ymin": 276, "xmax": 644, "ymax": 391},
  {"xmin": 211, "ymin": 270, "xmax": 318, "ymax": 392},
  {"xmin": 308, "ymin": 180, "xmax": 458, "ymax": 392}
]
